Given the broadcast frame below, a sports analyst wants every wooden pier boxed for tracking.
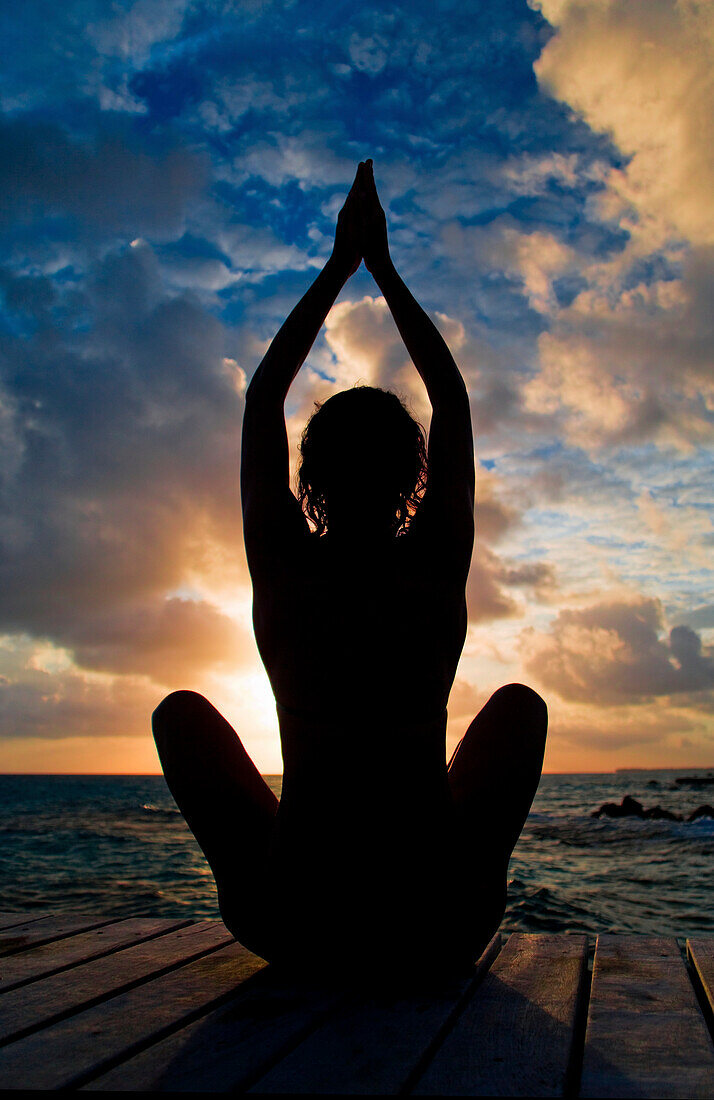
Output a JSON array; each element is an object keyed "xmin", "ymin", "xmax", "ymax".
[{"xmin": 0, "ymin": 911, "xmax": 713, "ymax": 1094}]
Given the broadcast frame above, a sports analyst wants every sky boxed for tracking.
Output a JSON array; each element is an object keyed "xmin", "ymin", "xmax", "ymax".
[{"xmin": 1, "ymin": 0, "xmax": 713, "ymax": 775}]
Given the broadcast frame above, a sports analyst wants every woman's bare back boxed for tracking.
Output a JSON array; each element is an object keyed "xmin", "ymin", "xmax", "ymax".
[{"xmin": 252, "ymin": 527, "xmax": 467, "ymax": 728}]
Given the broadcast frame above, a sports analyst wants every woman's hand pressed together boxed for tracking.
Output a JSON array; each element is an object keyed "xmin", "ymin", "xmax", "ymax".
[
  {"xmin": 331, "ymin": 167, "xmax": 363, "ymax": 277},
  {"xmin": 355, "ymin": 159, "xmax": 392, "ymax": 277}
]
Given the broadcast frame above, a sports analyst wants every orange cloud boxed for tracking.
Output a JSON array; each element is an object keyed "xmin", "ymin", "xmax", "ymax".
[
  {"xmin": 0, "ymin": 654, "xmax": 160, "ymax": 743},
  {"xmin": 522, "ymin": 594, "xmax": 714, "ymax": 705},
  {"xmin": 68, "ymin": 597, "xmax": 255, "ymax": 685},
  {"xmin": 540, "ymin": 692, "xmax": 713, "ymax": 772},
  {"xmin": 536, "ymin": 0, "xmax": 714, "ymax": 247},
  {"xmin": 522, "ymin": 0, "xmax": 714, "ymax": 449},
  {"xmin": 523, "ymin": 245, "xmax": 714, "ymax": 449}
]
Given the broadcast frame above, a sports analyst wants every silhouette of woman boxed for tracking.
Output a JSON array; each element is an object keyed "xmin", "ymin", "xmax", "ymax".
[{"xmin": 153, "ymin": 161, "xmax": 547, "ymax": 980}]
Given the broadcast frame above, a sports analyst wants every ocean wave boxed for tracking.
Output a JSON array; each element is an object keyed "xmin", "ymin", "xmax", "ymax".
[
  {"xmin": 140, "ymin": 803, "xmax": 180, "ymax": 816},
  {"xmin": 526, "ymin": 812, "xmax": 713, "ymax": 851}
]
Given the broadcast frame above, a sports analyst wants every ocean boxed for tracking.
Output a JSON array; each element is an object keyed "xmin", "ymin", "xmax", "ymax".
[{"xmin": 1, "ymin": 769, "xmax": 713, "ymax": 936}]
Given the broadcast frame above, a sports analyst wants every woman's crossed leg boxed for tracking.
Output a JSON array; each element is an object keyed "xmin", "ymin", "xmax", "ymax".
[
  {"xmin": 152, "ymin": 690, "xmax": 278, "ymax": 956},
  {"xmin": 447, "ymin": 682, "xmax": 548, "ymax": 946}
]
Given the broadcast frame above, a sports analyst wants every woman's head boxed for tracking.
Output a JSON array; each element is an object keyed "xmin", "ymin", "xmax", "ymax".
[{"xmin": 297, "ymin": 386, "xmax": 427, "ymax": 537}]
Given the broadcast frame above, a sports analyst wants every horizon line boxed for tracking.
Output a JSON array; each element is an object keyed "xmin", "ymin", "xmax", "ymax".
[{"xmin": 1, "ymin": 766, "xmax": 713, "ymax": 778}]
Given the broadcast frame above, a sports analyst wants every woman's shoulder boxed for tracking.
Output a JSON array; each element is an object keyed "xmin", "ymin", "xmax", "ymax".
[{"xmin": 404, "ymin": 497, "xmax": 473, "ymax": 567}]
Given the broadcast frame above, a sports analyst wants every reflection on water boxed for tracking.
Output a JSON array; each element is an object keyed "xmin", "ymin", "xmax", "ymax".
[{"xmin": 1, "ymin": 770, "xmax": 713, "ymax": 934}]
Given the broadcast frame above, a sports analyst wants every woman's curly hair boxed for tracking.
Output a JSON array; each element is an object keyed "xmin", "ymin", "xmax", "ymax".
[{"xmin": 297, "ymin": 386, "xmax": 427, "ymax": 537}]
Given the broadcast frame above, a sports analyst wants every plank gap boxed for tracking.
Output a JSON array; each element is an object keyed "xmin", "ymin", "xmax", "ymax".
[
  {"xmin": 226, "ymin": 982, "xmax": 352, "ymax": 1095},
  {"xmin": 563, "ymin": 939, "xmax": 593, "ymax": 1099},
  {"xmin": 687, "ymin": 940, "xmax": 714, "ymax": 1046},
  {"xmin": 399, "ymin": 934, "xmax": 503, "ymax": 1095},
  {"xmin": 0, "ymin": 913, "xmax": 52, "ymax": 933},
  {"xmin": 0, "ymin": 914, "xmax": 120, "ymax": 958}
]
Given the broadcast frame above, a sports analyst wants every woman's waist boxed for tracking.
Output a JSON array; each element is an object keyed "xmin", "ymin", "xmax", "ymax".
[
  {"xmin": 266, "ymin": 652, "xmax": 455, "ymax": 727},
  {"xmin": 277, "ymin": 701, "xmax": 446, "ymax": 770},
  {"xmin": 275, "ymin": 700, "xmax": 448, "ymax": 738},
  {"xmin": 273, "ymin": 777, "xmax": 456, "ymax": 853},
  {"xmin": 276, "ymin": 703, "xmax": 451, "ymax": 816}
]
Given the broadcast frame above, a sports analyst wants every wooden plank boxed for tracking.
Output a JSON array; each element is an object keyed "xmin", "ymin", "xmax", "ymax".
[
  {"xmin": 248, "ymin": 935, "xmax": 502, "ymax": 1095},
  {"xmin": 411, "ymin": 933, "xmax": 589, "ymax": 1097},
  {"xmin": 83, "ymin": 967, "xmax": 347, "ymax": 1092},
  {"xmin": 0, "ymin": 913, "xmax": 51, "ymax": 932},
  {"xmin": 580, "ymin": 935, "xmax": 714, "ymax": 1099},
  {"xmin": 0, "ymin": 919, "xmax": 231, "ymax": 1046},
  {"xmin": 0, "ymin": 913, "xmax": 116, "ymax": 957},
  {"xmin": 0, "ymin": 917, "xmax": 191, "ymax": 994},
  {"xmin": 0, "ymin": 938, "xmax": 266, "ymax": 1089},
  {"xmin": 688, "ymin": 938, "xmax": 714, "ymax": 1021}
]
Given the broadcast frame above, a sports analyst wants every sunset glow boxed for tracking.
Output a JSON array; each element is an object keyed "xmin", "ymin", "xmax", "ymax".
[{"xmin": 1, "ymin": 0, "xmax": 713, "ymax": 774}]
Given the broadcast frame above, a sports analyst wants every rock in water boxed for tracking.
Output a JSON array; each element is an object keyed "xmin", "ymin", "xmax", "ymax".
[
  {"xmin": 592, "ymin": 795, "xmax": 682, "ymax": 821},
  {"xmin": 687, "ymin": 804, "xmax": 714, "ymax": 822},
  {"xmin": 642, "ymin": 805, "xmax": 682, "ymax": 821},
  {"xmin": 592, "ymin": 795, "xmax": 644, "ymax": 818}
]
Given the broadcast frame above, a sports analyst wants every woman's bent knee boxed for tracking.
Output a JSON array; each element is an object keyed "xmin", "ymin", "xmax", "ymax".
[
  {"xmin": 491, "ymin": 682, "xmax": 547, "ymax": 724},
  {"xmin": 152, "ymin": 690, "xmax": 212, "ymax": 742},
  {"xmin": 482, "ymin": 683, "xmax": 548, "ymax": 763},
  {"xmin": 153, "ymin": 689, "xmax": 210, "ymax": 722}
]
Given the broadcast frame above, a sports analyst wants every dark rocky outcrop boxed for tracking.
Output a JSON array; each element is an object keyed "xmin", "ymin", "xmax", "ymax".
[
  {"xmin": 642, "ymin": 805, "xmax": 681, "ymax": 821},
  {"xmin": 593, "ymin": 795, "xmax": 645, "ymax": 818},
  {"xmin": 687, "ymin": 804, "xmax": 714, "ymax": 822},
  {"xmin": 592, "ymin": 795, "xmax": 682, "ymax": 821},
  {"xmin": 675, "ymin": 774, "xmax": 714, "ymax": 787},
  {"xmin": 593, "ymin": 794, "xmax": 714, "ymax": 823}
]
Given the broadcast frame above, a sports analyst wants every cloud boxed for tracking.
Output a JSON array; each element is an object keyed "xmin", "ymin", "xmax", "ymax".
[
  {"xmin": 314, "ymin": 292, "xmax": 543, "ymax": 449},
  {"xmin": 467, "ymin": 465, "xmax": 556, "ymax": 621},
  {"xmin": 545, "ymin": 694, "xmax": 705, "ymax": 759},
  {"xmin": 467, "ymin": 546, "xmax": 556, "ymax": 624},
  {"xmin": 523, "ymin": 595, "xmax": 714, "ymax": 705},
  {"xmin": 467, "ymin": 547, "xmax": 520, "ymax": 623},
  {"xmin": 0, "ymin": 636, "xmax": 161, "ymax": 741},
  {"xmin": 517, "ymin": 1, "xmax": 714, "ymax": 449},
  {"xmin": 440, "ymin": 216, "xmax": 577, "ymax": 314},
  {"xmin": 86, "ymin": 0, "xmax": 190, "ymax": 68},
  {"xmin": 523, "ymin": 243, "xmax": 714, "ymax": 448},
  {"xmin": 0, "ymin": 239, "xmax": 252, "ymax": 693},
  {"xmin": 231, "ymin": 133, "xmax": 360, "ymax": 193},
  {"xmin": 535, "ymin": 0, "xmax": 714, "ymax": 246},
  {"xmin": 348, "ymin": 31, "xmax": 390, "ymax": 75},
  {"xmin": 672, "ymin": 605, "xmax": 714, "ymax": 632},
  {"xmin": 321, "ymin": 295, "xmax": 435, "ymax": 411},
  {"xmin": 66, "ymin": 597, "xmax": 254, "ymax": 683},
  {"xmin": 283, "ymin": 294, "xmax": 452, "ymax": 434},
  {"xmin": 0, "ymin": 117, "xmax": 206, "ymax": 241},
  {"xmin": 475, "ymin": 467, "xmax": 519, "ymax": 542}
]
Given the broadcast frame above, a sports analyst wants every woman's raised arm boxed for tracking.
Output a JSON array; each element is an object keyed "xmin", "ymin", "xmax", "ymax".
[
  {"xmin": 357, "ymin": 161, "xmax": 474, "ymax": 538},
  {"xmin": 241, "ymin": 169, "xmax": 362, "ymax": 549}
]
